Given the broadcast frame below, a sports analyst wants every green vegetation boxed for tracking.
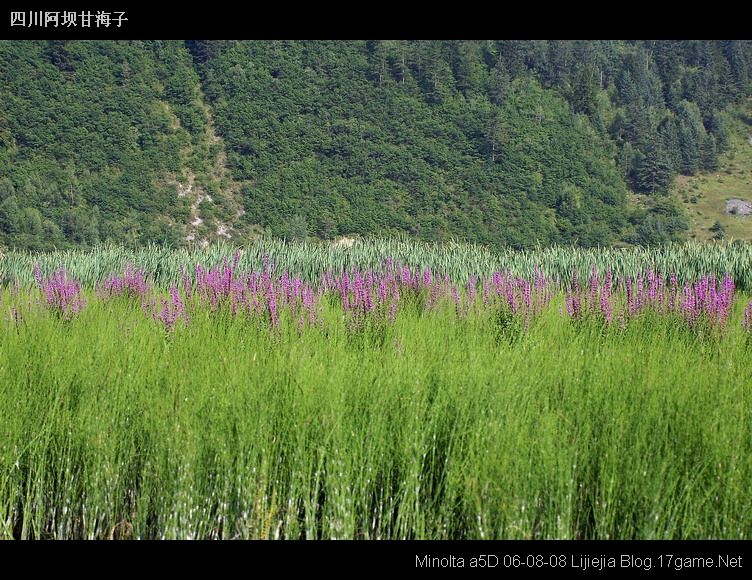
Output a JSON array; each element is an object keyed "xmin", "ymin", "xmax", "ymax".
[
  {"xmin": 6, "ymin": 238, "xmax": 752, "ymax": 290},
  {"xmin": 1, "ymin": 281, "xmax": 750, "ymax": 539},
  {"xmin": 1, "ymin": 41, "xmax": 751, "ymax": 250},
  {"xmin": 3, "ymin": 39, "xmax": 751, "ymax": 542},
  {"xmin": 674, "ymin": 98, "xmax": 752, "ymax": 241},
  {"xmin": 0, "ymin": 41, "xmax": 200, "ymax": 249}
]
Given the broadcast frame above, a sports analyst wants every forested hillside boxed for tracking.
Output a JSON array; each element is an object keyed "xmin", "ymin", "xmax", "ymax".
[{"xmin": 1, "ymin": 40, "xmax": 750, "ymax": 250}]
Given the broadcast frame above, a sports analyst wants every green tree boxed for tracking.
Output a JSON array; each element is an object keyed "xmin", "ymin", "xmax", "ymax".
[
  {"xmin": 0, "ymin": 196, "xmax": 20, "ymax": 234},
  {"xmin": 287, "ymin": 214, "xmax": 309, "ymax": 241},
  {"xmin": 634, "ymin": 140, "xmax": 674, "ymax": 194},
  {"xmin": 710, "ymin": 219, "xmax": 726, "ymax": 240}
]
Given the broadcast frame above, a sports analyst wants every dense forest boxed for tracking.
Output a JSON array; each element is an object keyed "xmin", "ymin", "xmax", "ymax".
[{"xmin": 0, "ymin": 40, "xmax": 750, "ymax": 250}]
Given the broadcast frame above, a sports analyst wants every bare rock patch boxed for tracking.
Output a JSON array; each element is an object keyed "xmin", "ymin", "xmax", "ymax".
[{"xmin": 726, "ymin": 198, "xmax": 752, "ymax": 216}]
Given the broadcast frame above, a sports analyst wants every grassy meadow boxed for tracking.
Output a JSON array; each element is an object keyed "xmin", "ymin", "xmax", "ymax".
[
  {"xmin": 0, "ymin": 242, "xmax": 751, "ymax": 540},
  {"xmin": 675, "ymin": 99, "xmax": 752, "ymax": 242}
]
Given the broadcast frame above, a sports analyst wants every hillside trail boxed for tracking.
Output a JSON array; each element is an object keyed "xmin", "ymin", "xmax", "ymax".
[{"xmin": 165, "ymin": 85, "xmax": 246, "ymax": 247}]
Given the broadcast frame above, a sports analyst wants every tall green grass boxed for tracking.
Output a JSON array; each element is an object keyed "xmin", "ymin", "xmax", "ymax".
[
  {"xmin": 1, "ymin": 288, "xmax": 750, "ymax": 539},
  {"xmin": 4, "ymin": 238, "xmax": 752, "ymax": 289}
]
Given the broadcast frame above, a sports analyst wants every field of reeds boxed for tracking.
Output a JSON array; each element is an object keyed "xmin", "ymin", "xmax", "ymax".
[
  {"xmin": 1, "ymin": 240, "xmax": 751, "ymax": 539},
  {"xmin": 4, "ymin": 237, "xmax": 752, "ymax": 289}
]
